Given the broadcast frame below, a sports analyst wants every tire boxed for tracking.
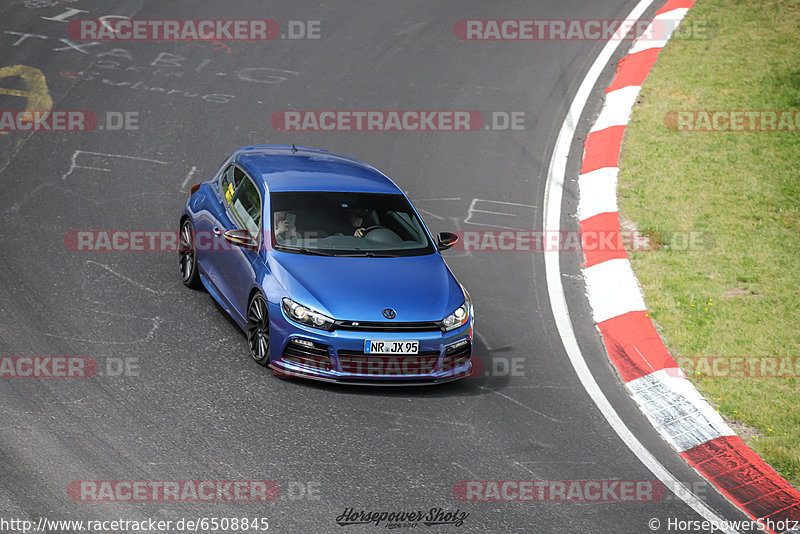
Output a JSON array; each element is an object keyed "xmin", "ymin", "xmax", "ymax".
[
  {"xmin": 179, "ymin": 218, "xmax": 202, "ymax": 289},
  {"xmin": 247, "ymin": 292, "xmax": 270, "ymax": 366}
]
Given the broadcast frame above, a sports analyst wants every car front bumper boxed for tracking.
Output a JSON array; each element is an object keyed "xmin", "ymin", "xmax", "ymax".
[{"xmin": 268, "ymin": 303, "xmax": 473, "ymax": 384}]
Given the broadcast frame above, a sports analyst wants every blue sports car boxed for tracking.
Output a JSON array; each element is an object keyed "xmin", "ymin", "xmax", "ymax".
[{"xmin": 180, "ymin": 145, "xmax": 473, "ymax": 384}]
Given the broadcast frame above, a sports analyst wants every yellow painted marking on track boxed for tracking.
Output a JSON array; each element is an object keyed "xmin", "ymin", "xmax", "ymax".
[{"xmin": 0, "ymin": 65, "xmax": 53, "ymax": 135}]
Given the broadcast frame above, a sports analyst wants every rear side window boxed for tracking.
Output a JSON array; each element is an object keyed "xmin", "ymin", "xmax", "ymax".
[
  {"xmin": 220, "ymin": 165, "xmax": 245, "ymax": 204},
  {"xmin": 229, "ymin": 176, "xmax": 262, "ymax": 237}
]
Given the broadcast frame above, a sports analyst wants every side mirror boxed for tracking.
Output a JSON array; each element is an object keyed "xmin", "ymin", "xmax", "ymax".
[
  {"xmin": 224, "ymin": 229, "xmax": 258, "ymax": 251},
  {"xmin": 437, "ymin": 231, "xmax": 458, "ymax": 251}
]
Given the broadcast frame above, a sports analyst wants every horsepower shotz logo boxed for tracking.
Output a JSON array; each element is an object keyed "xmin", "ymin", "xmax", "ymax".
[{"xmin": 336, "ymin": 508, "xmax": 469, "ymax": 527}]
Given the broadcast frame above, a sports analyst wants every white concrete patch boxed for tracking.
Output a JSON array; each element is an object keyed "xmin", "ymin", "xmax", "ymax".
[
  {"xmin": 590, "ymin": 86, "xmax": 642, "ymax": 132},
  {"xmin": 629, "ymin": 8, "xmax": 691, "ymax": 54},
  {"xmin": 543, "ymin": 0, "xmax": 739, "ymax": 528},
  {"xmin": 577, "ymin": 167, "xmax": 619, "ymax": 220},
  {"xmin": 584, "ymin": 258, "xmax": 646, "ymax": 323},
  {"xmin": 627, "ymin": 369, "xmax": 736, "ymax": 453}
]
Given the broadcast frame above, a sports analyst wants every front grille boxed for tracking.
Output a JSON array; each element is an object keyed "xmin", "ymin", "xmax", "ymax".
[
  {"xmin": 442, "ymin": 341, "xmax": 472, "ymax": 371},
  {"xmin": 333, "ymin": 320, "xmax": 442, "ymax": 332},
  {"xmin": 282, "ymin": 340, "xmax": 332, "ymax": 371},
  {"xmin": 338, "ymin": 350, "xmax": 440, "ymax": 375}
]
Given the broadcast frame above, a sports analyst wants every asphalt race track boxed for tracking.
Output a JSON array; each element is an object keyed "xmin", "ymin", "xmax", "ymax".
[{"xmin": 0, "ymin": 1, "xmax": 753, "ymax": 533}]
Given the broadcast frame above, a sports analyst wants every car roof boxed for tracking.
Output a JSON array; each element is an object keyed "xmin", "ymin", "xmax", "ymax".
[{"xmin": 232, "ymin": 145, "xmax": 404, "ymax": 195}]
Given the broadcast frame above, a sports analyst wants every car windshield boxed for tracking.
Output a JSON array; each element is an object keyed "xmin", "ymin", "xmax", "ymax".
[{"xmin": 271, "ymin": 192, "xmax": 436, "ymax": 256}]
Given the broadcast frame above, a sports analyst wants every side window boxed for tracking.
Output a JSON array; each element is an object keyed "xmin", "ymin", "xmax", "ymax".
[
  {"xmin": 229, "ymin": 177, "xmax": 262, "ymax": 238},
  {"xmin": 219, "ymin": 165, "xmax": 245, "ymax": 205}
]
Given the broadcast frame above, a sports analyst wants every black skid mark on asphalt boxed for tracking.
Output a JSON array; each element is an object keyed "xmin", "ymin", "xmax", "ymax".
[{"xmin": 604, "ymin": 333, "xmax": 648, "ymax": 381}]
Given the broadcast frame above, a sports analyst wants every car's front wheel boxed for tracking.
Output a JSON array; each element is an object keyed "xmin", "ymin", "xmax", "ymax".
[
  {"xmin": 179, "ymin": 218, "xmax": 202, "ymax": 289},
  {"xmin": 247, "ymin": 292, "xmax": 270, "ymax": 366}
]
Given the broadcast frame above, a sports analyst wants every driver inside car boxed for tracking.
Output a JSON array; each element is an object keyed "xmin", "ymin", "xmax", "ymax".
[{"xmin": 331, "ymin": 207, "xmax": 369, "ymax": 237}]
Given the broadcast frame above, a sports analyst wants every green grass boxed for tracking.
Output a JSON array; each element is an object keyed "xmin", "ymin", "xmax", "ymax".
[{"xmin": 617, "ymin": 0, "xmax": 800, "ymax": 486}]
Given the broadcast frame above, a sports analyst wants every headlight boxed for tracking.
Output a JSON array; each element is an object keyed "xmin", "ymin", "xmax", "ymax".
[
  {"xmin": 441, "ymin": 286, "xmax": 472, "ymax": 332},
  {"xmin": 282, "ymin": 298, "xmax": 335, "ymax": 331}
]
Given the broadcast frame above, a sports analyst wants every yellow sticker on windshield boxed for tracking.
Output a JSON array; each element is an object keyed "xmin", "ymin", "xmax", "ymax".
[{"xmin": 225, "ymin": 182, "xmax": 234, "ymax": 203}]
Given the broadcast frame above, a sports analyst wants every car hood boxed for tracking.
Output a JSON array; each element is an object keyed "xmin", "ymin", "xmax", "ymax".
[{"xmin": 268, "ymin": 252, "xmax": 464, "ymax": 322}]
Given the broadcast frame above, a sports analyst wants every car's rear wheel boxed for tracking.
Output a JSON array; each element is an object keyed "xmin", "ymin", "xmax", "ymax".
[
  {"xmin": 247, "ymin": 293, "xmax": 270, "ymax": 366},
  {"xmin": 179, "ymin": 219, "xmax": 202, "ymax": 289}
]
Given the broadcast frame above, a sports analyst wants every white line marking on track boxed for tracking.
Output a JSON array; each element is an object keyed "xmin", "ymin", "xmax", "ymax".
[
  {"xmin": 61, "ymin": 150, "xmax": 168, "ymax": 180},
  {"xmin": 478, "ymin": 386, "xmax": 562, "ymax": 423},
  {"xmin": 480, "ymin": 200, "xmax": 536, "ymax": 207},
  {"xmin": 44, "ymin": 316, "xmax": 162, "ymax": 346},
  {"xmin": 451, "ymin": 462, "xmax": 480, "ymax": 479},
  {"xmin": 415, "ymin": 207, "xmax": 445, "ymax": 220},
  {"xmin": 86, "ymin": 260, "xmax": 163, "ymax": 296},
  {"xmin": 541, "ymin": 1, "xmax": 739, "ymax": 531},
  {"xmin": 470, "ymin": 209, "xmax": 517, "ymax": 217},
  {"xmin": 513, "ymin": 461, "xmax": 539, "ymax": 476},
  {"xmin": 474, "ymin": 330, "xmax": 494, "ymax": 351},
  {"xmin": 351, "ymin": 408, "xmax": 474, "ymax": 429},
  {"xmin": 464, "ymin": 222, "xmax": 522, "ymax": 230},
  {"xmin": 464, "ymin": 198, "xmax": 536, "ymax": 229},
  {"xmin": 181, "ymin": 165, "xmax": 198, "ymax": 192}
]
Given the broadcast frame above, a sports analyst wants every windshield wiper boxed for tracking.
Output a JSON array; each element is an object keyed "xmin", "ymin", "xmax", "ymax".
[
  {"xmin": 334, "ymin": 251, "xmax": 398, "ymax": 258},
  {"xmin": 278, "ymin": 247, "xmax": 399, "ymax": 257},
  {"xmin": 279, "ymin": 246, "xmax": 337, "ymax": 256}
]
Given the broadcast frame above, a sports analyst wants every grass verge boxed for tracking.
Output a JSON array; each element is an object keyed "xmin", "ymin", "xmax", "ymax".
[{"xmin": 617, "ymin": 0, "xmax": 800, "ymax": 486}]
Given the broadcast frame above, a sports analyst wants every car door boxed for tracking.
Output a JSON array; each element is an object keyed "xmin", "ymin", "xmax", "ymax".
[
  {"xmin": 196, "ymin": 164, "xmax": 242, "ymax": 295},
  {"xmin": 213, "ymin": 168, "xmax": 265, "ymax": 323}
]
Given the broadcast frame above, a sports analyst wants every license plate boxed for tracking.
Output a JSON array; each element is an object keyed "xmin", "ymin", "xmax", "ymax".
[{"xmin": 364, "ymin": 340, "xmax": 419, "ymax": 355}]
